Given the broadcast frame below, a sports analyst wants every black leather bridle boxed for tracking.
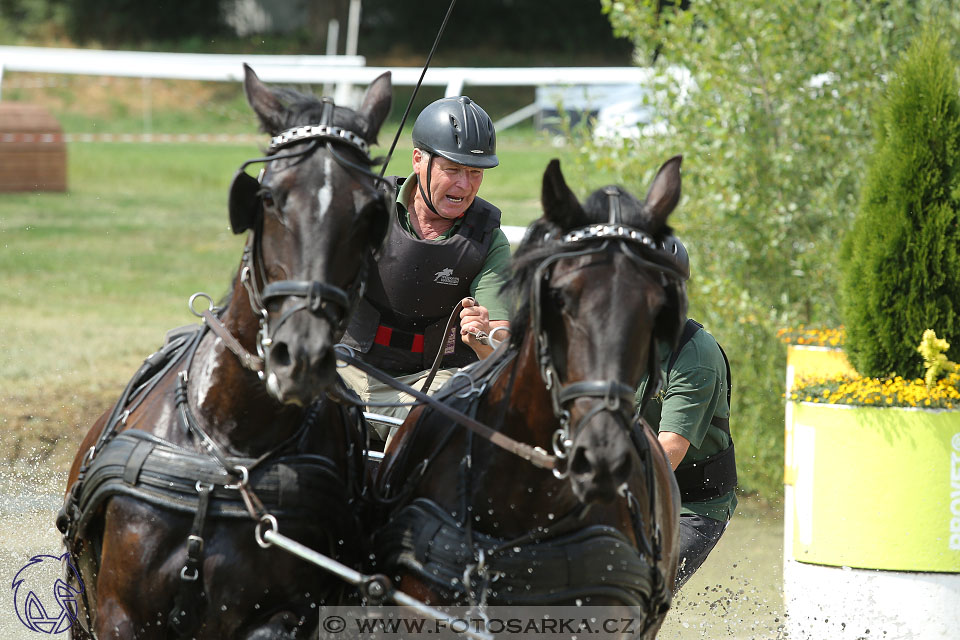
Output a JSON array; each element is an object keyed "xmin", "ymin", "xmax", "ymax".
[
  {"xmin": 530, "ymin": 188, "xmax": 689, "ymax": 477},
  {"xmin": 229, "ymin": 98, "xmax": 391, "ymax": 374}
]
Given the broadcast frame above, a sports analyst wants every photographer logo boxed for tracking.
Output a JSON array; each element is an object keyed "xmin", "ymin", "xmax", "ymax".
[{"xmin": 11, "ymin": 553, "xmax": 84, "ymax": 634}]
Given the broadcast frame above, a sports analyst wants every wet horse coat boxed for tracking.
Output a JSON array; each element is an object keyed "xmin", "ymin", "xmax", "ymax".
[
  {"xmin": 59, "ymin": 66, "xmax": 392, "ymax": 638},
  {"xmin": 373, "ymin": 158, "xmax": 686, "ymax": 638}
]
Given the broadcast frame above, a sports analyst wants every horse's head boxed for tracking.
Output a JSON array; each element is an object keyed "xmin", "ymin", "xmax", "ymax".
[
  {"xmin": 229, "ymin": 65, "xmax": 392, "ymax": 405},
  {"xmin": 509, "ymin": 157, "xmax": 688, "ymax": 503}
]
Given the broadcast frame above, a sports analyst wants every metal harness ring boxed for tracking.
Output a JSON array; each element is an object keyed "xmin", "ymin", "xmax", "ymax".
[
  {"xmin": 255, "ymin": 514, "xmax": 278, "ymax": 549},
  {"xmin": 189, "ymin": 292, "xmax": 215, "ymax": 318}
]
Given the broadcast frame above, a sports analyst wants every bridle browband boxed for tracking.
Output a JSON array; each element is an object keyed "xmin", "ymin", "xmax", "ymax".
[
  {"xmin": 228, "ymin": 98, "xmax": 388, "ymax": 375},
  {"xmin": 532, "ymin": 188, "xmax": 688, "ymax": 476}
]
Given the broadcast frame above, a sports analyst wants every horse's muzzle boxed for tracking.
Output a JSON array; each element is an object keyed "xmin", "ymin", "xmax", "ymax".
[
  {"xmin": 264, "ymin": 323, "xmax": 338, "ymax": 406},
  {"xmin": 568, "ymin": 418, "xmax": 634, "ymax": 504}
]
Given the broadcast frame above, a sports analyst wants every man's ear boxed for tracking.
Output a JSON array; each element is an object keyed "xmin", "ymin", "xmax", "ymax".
[{"xmin": 412, "ymin": 147, "xmax": 428, "ymax": 174}]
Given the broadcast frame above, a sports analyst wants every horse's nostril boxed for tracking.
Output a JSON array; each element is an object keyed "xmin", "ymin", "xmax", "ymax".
[
  {"xmin": 570, "ymin": 447, "xmax": 592, "ymax": 476},
  {"xmin": 270, "ymin": 342, "xmax": 292, "ymax": 368}
]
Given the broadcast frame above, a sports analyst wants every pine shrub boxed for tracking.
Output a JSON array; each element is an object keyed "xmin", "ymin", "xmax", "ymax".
[{"xmin": 840, "ymin": 30, "xmax": 960, "ymax": 379}]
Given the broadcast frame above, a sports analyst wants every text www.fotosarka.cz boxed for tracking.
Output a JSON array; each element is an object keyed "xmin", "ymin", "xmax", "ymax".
[{"xmin": 318, "ymin": 606, "xmax": 651, "ymax": 639}]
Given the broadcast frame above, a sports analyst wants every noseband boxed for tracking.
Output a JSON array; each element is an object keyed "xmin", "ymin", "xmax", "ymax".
[
  {"xmin": 232, "ymin": 99, "xmax": 388, "ymax": 373},
  {"xmin": 533, "ymin": 189, "xmax": 688, "ymax": 476}
]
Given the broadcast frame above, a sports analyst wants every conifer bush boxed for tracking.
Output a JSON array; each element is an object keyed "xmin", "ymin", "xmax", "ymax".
[{"xmin": 840, "ymin": 31, "xmax": 960, "ymax": 379}]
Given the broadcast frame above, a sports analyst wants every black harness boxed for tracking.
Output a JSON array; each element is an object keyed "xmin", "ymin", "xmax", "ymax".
[
  {"xmin": 57, "ymin": 321, "xmax": 367, "ymax": 637},
  {"xmin": 372, "ymin": 193, "xmax": 686, "ymax": 630},
  {"xmin": 378, "ymin": 498, "xmax": 662, "ymax": 609}
]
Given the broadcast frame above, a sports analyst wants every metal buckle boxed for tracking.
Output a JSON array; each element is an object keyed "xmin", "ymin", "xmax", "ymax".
[{"xmin": 224, "ymin": 465, "xmax": 249, "ymax": 490}]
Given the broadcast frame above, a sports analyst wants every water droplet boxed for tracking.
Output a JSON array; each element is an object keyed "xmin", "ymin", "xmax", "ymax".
[
  {"xmin": 547, "ymin": 513, "xmax": 555, "ymax": 520},
  {"xmin": 575, "ymin": 599, "xmax": 583, "ymax": 606}
]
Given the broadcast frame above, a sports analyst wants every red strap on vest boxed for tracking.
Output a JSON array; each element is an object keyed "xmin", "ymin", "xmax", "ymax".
[{"xmin": 374, "ymin": 324, "xmax": 425, "ymax": 353}]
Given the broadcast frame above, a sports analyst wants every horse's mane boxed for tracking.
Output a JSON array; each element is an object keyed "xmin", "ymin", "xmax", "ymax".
[{"xmin": 502, "ymin": 185, "xmax": 674, "ymax": 346}]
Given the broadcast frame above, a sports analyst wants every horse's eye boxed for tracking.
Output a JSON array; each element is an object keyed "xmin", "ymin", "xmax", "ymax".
[{"xmin": 259, "ymin": 188, "xmax": 276, "ymax": 209}]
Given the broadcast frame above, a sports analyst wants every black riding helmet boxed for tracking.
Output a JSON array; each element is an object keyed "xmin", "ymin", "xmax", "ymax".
[
  {"xmin": 411, "ymin": 97, "xmax": 498, "ymax": 219},
  {"xmin": 412, "ymin": 96, "xmax": 498, "ymax": 169}
]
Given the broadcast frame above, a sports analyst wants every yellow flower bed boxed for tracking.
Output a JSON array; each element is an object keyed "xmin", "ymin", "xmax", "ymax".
[
  {"xmin": 777, "ymin": 325, "xmax": 845, "ymax": 347},
  {"xmin": 789, "ymin": 372, "xmax": 960, "ymax": 409}
]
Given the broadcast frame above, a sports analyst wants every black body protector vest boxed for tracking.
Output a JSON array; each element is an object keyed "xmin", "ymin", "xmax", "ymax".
[{"xmin": 342, "ymin": 177, "xmax": 502, "ymax": 375}]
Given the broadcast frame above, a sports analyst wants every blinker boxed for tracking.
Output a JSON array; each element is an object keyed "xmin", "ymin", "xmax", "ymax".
[{"xmin": 228, "ymin": 169, "xmax": 262, "ymax": 235}]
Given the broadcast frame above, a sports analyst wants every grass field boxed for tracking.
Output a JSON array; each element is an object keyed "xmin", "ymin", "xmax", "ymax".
[{"xmin": 0, "ymin": 133, "xmax": 580, "ymax": 466}]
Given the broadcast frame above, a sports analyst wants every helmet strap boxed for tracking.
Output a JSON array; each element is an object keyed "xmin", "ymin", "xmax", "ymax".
[
  {"xmin": 417, "ymin": 154, "xmax": 442, "ymax": 217},
  {"xmin": 416, "ymin": 153, "xmax": 465, "ymax": 220}
]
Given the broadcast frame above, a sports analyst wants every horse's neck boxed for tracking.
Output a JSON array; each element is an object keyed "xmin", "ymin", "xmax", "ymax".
[
  {"xmin": 463, "ymin": 335, "xmax": 584, "ymax": 533},
  {"xmin": 186, "ymin": 281, "xmax": 304, "ymax": 456}
]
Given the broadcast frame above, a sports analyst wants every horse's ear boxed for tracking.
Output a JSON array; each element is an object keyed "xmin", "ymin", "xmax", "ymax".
[
  {"xmin": 541, "ymin": 159, "xmax": 586, "ymax": 231},
  {"xmin": 357, "ymin": 71, "xmax": 392, "ymax": 142},
  {"xmin": 242, "ymin": 63, "xmax": 285, "ymax": 134},
  {"xmin": 643, "ymin": 155, "xmax": 682, "ymax": 232}
]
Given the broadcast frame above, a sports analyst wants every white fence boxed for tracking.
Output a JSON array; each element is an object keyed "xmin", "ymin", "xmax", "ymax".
[
  {"xmin": 0, "ymin": 46, "xmax": 661, "ymax": 243},
  {"xmin": 0, "ymin": 45, "xmax": 656, "ymax": 102}
]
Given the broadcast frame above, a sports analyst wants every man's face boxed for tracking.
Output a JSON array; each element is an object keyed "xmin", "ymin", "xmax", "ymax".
[{"xmin": 412, "ymin": 149, "xmax": 484, "ymax": 219}]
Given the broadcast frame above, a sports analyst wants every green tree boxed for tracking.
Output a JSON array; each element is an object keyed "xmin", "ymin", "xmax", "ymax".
[
  {"xmin": 841, "ymin": 30, "xmax": 960, "ymax": 379},
  {"xmin": 577, "ymin": 0, "xmax": 960, "ymax": 498},
  {"xmin": 64, "ymin": 0, "xmax": 227, "ymax": 45}
]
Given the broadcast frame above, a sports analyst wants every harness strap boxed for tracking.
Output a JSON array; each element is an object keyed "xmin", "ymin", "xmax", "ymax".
[
  {"xmin": 168, "ymin": 482, "xmax": 212, "ymax": 636},
  {"xmin": 200, "ymin": 308, "xmax": 263, "ymax": 374},
  {"xmin": 336, "ymin": 346, "xmax": 556, "ymax": 470},
  {"xmin": 419, "ymin": 298, "xmax": 468, "ymax": 393},
  {"xmin": 378, "ymin": 499, "xmax": 658, "ymax": 608},
  {"xmin": 557, "ymin": 380, "xmax": 636, "ymax": 407}
]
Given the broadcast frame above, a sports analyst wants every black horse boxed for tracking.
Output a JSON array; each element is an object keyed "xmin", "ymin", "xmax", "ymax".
[
  {"xmin": 373, "ymin": 158, "xmax": 686, "ymax": 638},
  {"xmin": 59, "ymin": 65, "xmax": 392, "ymax": 638}
]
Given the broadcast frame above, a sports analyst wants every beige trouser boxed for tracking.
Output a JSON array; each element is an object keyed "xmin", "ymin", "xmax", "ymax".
[{"xmin": 339, "ymin": 364, "xmax": 456, "ymax": 443}]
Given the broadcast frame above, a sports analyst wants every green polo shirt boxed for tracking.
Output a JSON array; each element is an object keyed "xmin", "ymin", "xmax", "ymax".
[
  {"xmin": 397, "ymin": 174, "xmax": 511, "ymax": 321},
  {"xmin": 635, "ymin": 326, "xmax": 737, "ymax": 522}
]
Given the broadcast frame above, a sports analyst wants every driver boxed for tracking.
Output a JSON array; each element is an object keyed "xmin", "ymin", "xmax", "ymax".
[
  {"xmin": 340, "ymin": 96, "xmax": 511, "ymax": 441},
  {"xmin": 635, "ymin": 240, "xmax": 738, "ymax": 589}
]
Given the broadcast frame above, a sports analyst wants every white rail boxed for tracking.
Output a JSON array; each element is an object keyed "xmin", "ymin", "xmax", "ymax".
[{"xmin": 0, "ymin": 46, "xmax": 655, "ymax": 98}]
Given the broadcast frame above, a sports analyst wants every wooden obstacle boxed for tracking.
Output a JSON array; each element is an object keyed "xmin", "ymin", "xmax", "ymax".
[{"xmin": 0, "ymin": 102, "xmax": 66, "ymax": 192}]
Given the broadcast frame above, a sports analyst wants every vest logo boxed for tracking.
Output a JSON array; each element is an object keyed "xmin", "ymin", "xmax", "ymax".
[
  {"xmin": 434, "ymin": 267, "xmax": 460, "ymax": 286},
  {"xmin": 12, "ymin": 553, "xmax": 84, "ymax": 634}
]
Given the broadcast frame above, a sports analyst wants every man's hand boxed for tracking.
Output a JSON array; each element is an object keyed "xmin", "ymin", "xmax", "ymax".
[{"xmin": 459, "ymin": 297, "xmax": 509, "ymax": 359}]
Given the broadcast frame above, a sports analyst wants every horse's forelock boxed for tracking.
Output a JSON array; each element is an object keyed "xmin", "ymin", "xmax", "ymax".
[
  {"xmin": 582, "ymin": 186, "xmax": 651, "ymax": 229},
  {"xmin": 503, "ymin": 186, "xmax": 674, "ymax": 346},
  {"xmin": 266, "ymin": 87, "xmax": 370, "ymax": 139}
]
